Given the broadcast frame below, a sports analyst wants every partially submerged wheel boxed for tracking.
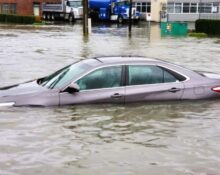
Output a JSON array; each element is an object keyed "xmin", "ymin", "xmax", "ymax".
[{"xmin": 117, "ymin": 15, "xmax": 123, "ymax": 23}]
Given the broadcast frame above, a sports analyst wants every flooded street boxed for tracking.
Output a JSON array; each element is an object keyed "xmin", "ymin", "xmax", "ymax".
[{"xmin": 0, "ymin": 22, "xmax": 220, "ymax": 175}]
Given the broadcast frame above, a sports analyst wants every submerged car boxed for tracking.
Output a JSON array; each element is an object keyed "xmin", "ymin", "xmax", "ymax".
[{"xmin": 0, "ymin": 56, "xmax": 220, "ymax": 107}]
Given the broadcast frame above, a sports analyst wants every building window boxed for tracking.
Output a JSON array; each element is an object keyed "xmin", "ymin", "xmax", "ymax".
[
  {"xmin": 190, "ymin": 3, "xmax": 197, "ymax": 13},
  {"xmin": 134, "ymin": 2, "xmax": 151, "ymax": 13},
  {"xmin": 2, "ymin": 4, "xmax": 9, "ymax": 14},
  {"xmin": 11, "ymin": 3, "xmax": 16, "ymax": 14},
  {"xmin": 1, "ymin": 3, "xmax": 16, "ymax": 14},
  {"xmin": 142, "ymin": 2, "xmax": 147, "ymax": 12},
  {"xmin": 167, "ymin": 2, "xmax": 220, "ymax": 14},
  {"xmin": 199, "ymin": 3, "xmax": 212, "ymax": 13},
  {"xmin": 212, "ymin": 3, "xmax": 219, "ymax": 13},
  {"xmin": 136, "ymin": 2, "xmax": 141, "ymax": 12},
  {"xmin": 174, "ymin": 3, "xmax": 182, "ymax": 13},
  {"xmin": 167, "ymin": 3, "xmax": 174, "ymax": 13},
  {"xmin": 147, "ymin": 2, "xmax": 151, "ymax": 13},
  {"xmin": 183, "ymin": 3, "xmax": 190, "ymax": 13}
]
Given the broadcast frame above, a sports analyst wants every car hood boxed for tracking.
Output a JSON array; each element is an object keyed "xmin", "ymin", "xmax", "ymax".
[{"xmin": 0, "ymin": 80, "xmax": 46, "ymax": 102}]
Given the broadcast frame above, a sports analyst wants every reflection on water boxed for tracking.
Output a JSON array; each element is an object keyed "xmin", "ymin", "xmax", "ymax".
[{"xmin": 0, "ymin": 22, "xmax": 220, "ymax": 175}]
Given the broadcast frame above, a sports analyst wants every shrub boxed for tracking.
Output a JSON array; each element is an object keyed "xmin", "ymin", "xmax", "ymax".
[
  {"xmin": 0, "ymin": 14, "xmax": 6, "ymax": 22},
  {"xmin": 0, "ymin": 14, "xmax": 35, "ymax": 24},
  {"xmin": 195, "ymin": 19, "xmax": 220, "ymax": 36},
  {"xmin": 188, "ymin": 32, "xmax": 208, "ymax": 38}
]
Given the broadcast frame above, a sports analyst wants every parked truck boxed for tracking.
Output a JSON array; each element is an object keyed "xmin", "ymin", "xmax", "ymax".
[
  {"xmin": 42, "ymin": 0, "xmax": 83, "ymax": 22},
  {"xmin": 89, "ymin": 0, "xmax": 140, "ymax": 23}
]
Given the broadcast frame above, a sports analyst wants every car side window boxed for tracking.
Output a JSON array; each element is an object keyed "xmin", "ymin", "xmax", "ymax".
[
  {"xmin": 163, "ymin": 70, "xmax": 179, "ymax": 83},
  {"xmin": 76, "ymin": 66, "xmax": 122, "ymax": 90},
  {"xmin": 128, "ymin": 65, "xmax": 179, "ymax": 86}
]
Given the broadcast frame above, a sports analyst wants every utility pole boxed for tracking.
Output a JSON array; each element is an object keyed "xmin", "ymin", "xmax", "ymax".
[
  {"xmin": 128, "ymin": 0, "xmax": 132, "ymax": 33},
  {"xmin": 83, "ymin": 0, "xmax": 89, "ymax": 35}
]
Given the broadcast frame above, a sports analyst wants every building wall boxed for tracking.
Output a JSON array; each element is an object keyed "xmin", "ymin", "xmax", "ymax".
[
  {"xmin": 151, "ymin": 0, "xmax": 167, "ymax": 22},
  {"xmin": 0, "ymin": 0, "xmax": 60, "ymax": 16}
]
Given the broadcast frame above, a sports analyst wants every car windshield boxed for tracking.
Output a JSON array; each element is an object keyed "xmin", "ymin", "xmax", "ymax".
[{"xmin": 39, "ymin": 61, "xmax": 91, "ymax": 89}]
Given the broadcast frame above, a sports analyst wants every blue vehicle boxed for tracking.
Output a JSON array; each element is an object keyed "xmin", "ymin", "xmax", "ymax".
[{"xmin": 89, "ymin": 0, "xmax": 140, "ymax": 22}]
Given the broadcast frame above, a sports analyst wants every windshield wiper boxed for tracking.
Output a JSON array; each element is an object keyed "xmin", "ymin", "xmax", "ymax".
[{"xmin": 48, "ymin": 69, "xmax": 69, "ymax": 89}]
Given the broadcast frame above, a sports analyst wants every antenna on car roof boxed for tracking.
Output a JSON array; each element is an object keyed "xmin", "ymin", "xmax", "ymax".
[{"xmin": 93, "ymin": 57, "xmax": 103, "ymax": 63}]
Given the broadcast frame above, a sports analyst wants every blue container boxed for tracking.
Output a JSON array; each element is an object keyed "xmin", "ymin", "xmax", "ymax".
[{"xmin": 89, "ymin": 0, "xmax": 111, "ymax": 9}]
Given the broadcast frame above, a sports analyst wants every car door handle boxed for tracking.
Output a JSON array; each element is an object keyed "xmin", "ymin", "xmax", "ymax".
[
  {"xmin": 168, "ymin": 87, "xmax": 181, "ymax": 93},
  {"xmin": 111, "ymin": 93, "xmax": 123, "ymax": 99}
]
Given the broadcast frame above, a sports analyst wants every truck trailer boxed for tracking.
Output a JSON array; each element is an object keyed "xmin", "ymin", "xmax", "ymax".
[{"xmin": 42, "ymin": 0, "xmax": 83, "ymax": 22}]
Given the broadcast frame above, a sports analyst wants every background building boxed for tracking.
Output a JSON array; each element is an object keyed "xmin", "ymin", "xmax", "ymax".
[
  {"xmin": 133, "ymin": 0, "xmax": 220, "ymax": 22},
  {"xmin": 0, "ymin": 0, "xmax": 59, "ymax": 16},
  {"xmin": 167, "ymin": 0, "xmax": 220, "ymax": 21}
]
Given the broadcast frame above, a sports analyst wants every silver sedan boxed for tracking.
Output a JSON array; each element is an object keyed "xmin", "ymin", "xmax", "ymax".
[{"xmin": 0, "ymin": 56, "xmax": 220, "ymax": 107}]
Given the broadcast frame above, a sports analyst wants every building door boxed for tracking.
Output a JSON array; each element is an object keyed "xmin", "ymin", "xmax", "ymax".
[{"xmin": 33, "ymin": 3, "xmax": 40, "ymax": 16}]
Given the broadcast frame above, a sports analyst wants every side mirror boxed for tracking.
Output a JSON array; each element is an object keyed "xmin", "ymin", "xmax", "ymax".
[{"xmin": 67, "ymin": 83, "xmax": 80, "ymax": 93}]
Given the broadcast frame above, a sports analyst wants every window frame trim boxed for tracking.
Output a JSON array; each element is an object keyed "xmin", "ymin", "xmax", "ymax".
[
  {"xmin": 61, "ymin": 63, "xmax": 190, "ymax": 92},
  {"xmin": 1, "ymin": 3, "xmax": 16, "ymax": 14}
]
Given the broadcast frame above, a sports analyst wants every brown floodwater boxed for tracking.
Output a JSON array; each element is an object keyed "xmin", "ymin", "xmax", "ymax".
[{"xmin": 0, "ymin": 21, "xmax": 220, "ymax": 175}]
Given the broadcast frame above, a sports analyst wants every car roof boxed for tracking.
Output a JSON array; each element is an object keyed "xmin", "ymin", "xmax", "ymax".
[
  {"xmin": 86, "ymin": 56, "xmax": 161, "ymax": 66},
  {"xmin": 99, "ymin": 56, "xmax": 158, "ymax": 62}
]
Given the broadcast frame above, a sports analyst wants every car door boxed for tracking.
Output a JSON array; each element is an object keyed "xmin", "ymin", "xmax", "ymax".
[
  {"xmin": 59, "ymin": 65, "xmax": 125, "ymax": 105},
  {"xmin": 125, "ymin": 65, "xmax": 185, "ymax": 102}
]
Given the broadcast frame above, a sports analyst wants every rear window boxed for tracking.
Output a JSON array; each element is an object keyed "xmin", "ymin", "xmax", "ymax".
[
  {"xmin": 159, "ymin": 66, "xmax": 187, "ymax": 81},
  {"xmin": 128, "ymin": 65, "xmax": 186, "ymax": 86}
]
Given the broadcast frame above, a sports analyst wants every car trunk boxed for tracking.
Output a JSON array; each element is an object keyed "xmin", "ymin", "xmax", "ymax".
[{"xmin": 196, "ymin": 71, "xmax": 220, "ymax": 79}]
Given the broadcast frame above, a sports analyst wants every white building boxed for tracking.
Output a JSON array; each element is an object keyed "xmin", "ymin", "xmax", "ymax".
[{"xmin": 133, "ymin": 0, "xmax": 220, "ymax": 22}]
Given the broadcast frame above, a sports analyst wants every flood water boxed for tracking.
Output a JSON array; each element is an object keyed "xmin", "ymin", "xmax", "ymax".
[{"xmin": 0, "ymin": 22, "xmax": 220, "ymax": 175}]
